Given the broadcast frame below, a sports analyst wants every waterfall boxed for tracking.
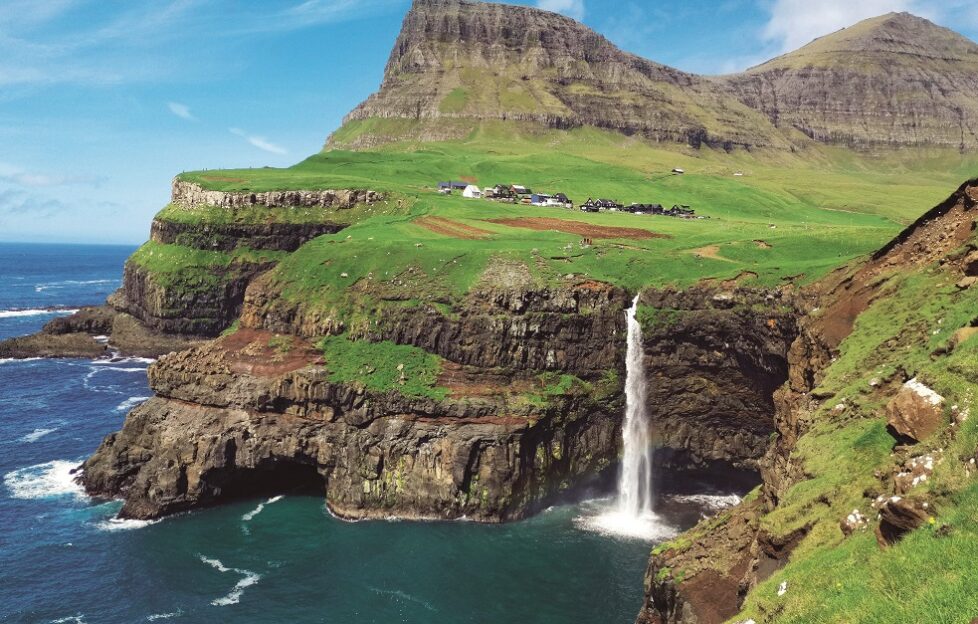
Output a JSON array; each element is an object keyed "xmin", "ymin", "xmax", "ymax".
[
  {"xmin": 617, "ymin": 294, "xmax": 654, "ymax": 518},
  {"xmin": 581, "ymin": 293, "xmax": 674, "ymax": 540}
]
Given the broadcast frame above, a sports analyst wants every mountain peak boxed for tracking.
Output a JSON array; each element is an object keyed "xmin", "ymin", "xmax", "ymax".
[{"xmin": 751, "ymin": 11, "xmax": 978, "ymax": 70}]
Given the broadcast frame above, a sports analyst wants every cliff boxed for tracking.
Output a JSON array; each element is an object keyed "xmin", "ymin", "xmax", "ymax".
[
  {"xmin": 333, "ymin": 1, "xmax": 978, "ymax": 151},
  {"xmin": 82, "ymin": 279, "xmax": 798, "ymax": 521},
  {"xmin": 638, "ymin": 179, "xmax": 978, "ymax": 623},
  {"xmin": 719, "ymin": 13, "xmax": 978, "ymax": 150},
  {"xmin": 334, "ymin": 0, "xmax": 788, "ymax": 150}
]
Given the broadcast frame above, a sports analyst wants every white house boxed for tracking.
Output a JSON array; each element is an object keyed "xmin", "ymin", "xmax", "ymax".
[{"xmin": 462, "ymin": 185, "xmax": 482, "ymax": 199}]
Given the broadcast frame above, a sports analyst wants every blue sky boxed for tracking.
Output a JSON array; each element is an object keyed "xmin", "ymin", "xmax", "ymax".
[{"xmin": 2, "ymin": 0, "xmax": 977, "ymax": 244}]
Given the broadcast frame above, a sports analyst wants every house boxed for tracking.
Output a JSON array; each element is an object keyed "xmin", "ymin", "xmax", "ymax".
[
  {"xmin": 672, "ymin": 168, "xmax": 685, "ymax": 174},
  {"xmin": 553, "ymin": 193, "xmax": 573, "ymax": 208},
  {"xmin": 597, "ymin": 198, "xmax": 623, "ymax": 210},
  {"xmin": 580, "ymin": 199, "xmax": 599, "ymax": 213},
  {"xmin": 462, "ymin": 185, "xmax": 482, "ymax": 199},
  {"xmin": 438, "ymin": 181, "xmax": 469, "ymax": 191}
]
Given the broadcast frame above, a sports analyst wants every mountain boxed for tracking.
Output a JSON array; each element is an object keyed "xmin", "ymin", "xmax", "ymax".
[
  {"xmin": 334, "ymin": 1, "xmax": 978, "ymax": 152},
  {"xmin": 720, "ymin": 12, "xmax": 978, "ymax": 150},
  {"xmin": 334, "ymin": 0, "xmax": 790, "ymax": 150}
]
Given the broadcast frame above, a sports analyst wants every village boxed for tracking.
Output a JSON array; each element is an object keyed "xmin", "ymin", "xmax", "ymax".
[{"xmin": 436, "ymin": 180, "xmax": 702, "ymax": 219}]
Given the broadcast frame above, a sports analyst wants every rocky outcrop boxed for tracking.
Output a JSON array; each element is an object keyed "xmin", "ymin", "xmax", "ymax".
[
  {"xmin": 245, "ymin": 277, "xmax": 633, "ymax": 377},
  {"xmin": 120, "ymin": 260, "xmax": 275, "ymax": 337},
  {"xmin": 335, "ymin": 1, "xmax": 978, "ymax": 152},
  {"xmin": 637, "ymin": 179, "xmax": 978, "ymax": 624},
  {"xmin": 150, "ymin": 219, "xmax": 346, "ymax": 252},
  {"xmin": 81, "ymin": 330, "xmax": 621, "ymax": 520},
  {"xmin": 719, "ymin": 13, "xmax": 978, "ymax": 150},
  {"xmin": 170, "ymin": 180, "xmax": 383, "ymax": 211},
  {"xmin": 335, "ymin": 0, "xmax": 787, "ymax": 151},
  {"xmin": 639, "ymin": 288, "xmax": 800, "ymax": 471}
]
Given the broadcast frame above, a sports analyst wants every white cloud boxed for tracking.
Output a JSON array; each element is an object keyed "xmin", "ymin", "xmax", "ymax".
[
  {"xmin": 0, "ymin": 162, "xmax": 100, "ymax": 187},
  {"xmin": 762, "ymin": 0, "xmax": 935, "ymax": 53},
  {"xmin": 229, "ymin": 128, "xmax": 288, "ymax": 155},
  {"xmin": 536, "ymin": 0, "xmax": 585, "ymax": 21},
  {"xmin": 167, "ymin": 101, "xmax": 195, "ymax": 121}
]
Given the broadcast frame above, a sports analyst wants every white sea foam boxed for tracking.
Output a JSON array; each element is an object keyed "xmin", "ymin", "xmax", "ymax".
[
  {"xmin": 19, "ymin": 427, "xmax": 58, "ymax": 443},
  {"xmin": 0, "ymin": 307, "xmax": 78, "ymax": 318},
  {"xmin": 199, "ymin": 555, "xmax": 261, "ymax": 606},
  {"xmin": 0, "ymin": 357, "xmax": 42, "ymax": 365},
  {"xmin": 92, "ymin": 357, "xmax": 155, "ymax": 366},
  {"xmin": 115, "ymin": 396, "xmax": 152, "ymax": 412},
  {"xmin": 49, "ymin": 616, "xmax": 86, "ymax": 624},
  {"xmin": 242, "ymin": 495, "xmax": 285, "ymax": 522},
  {"xmin": 146, "ymin": 610, "xmax": 182, "ymax": 621},
  {"xmin": 35, "ymin": 279, "xmax": 116, "ymax": 292},
  {"xmin": 576, "ymin": 508, "xmax": 679, "ymax": 541},
  {"xmin": 4, "ymin": 460, "xmax": 86, "ymax": 500},
  {"xmin": 96, "ymin": 517, "xmax": 159, "ymax": 532}
]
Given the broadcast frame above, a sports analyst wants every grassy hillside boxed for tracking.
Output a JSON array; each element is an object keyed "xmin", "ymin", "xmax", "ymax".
[
  {"xmin": 734, "ymin": 263, "xmax": 978, "ymax": 622},
  {"xmin": 169, "ymin": 125, "xmax": 978, "ymax": 326}
]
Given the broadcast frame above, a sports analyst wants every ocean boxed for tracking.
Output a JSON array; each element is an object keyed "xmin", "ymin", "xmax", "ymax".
[{"xmin": 0, "ymin": 242, "xmax": 721, "ymax": 624}]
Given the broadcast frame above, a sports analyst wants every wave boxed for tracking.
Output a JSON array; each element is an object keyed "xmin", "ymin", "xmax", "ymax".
[
  {"xmin": 115, "ymin": 396, "xmax": 152, "ymax": 412},
  {"xmin": 146, "ymin": 610, "xmax": 182, "ymax": 621},
  {"xmin": 35, "ymin": 279, "xmax": 117, "ymax": 293},
  {"xmin": 49, "ymin": 616, "xmax": 86, "ymax": 624},
  {"xmin": 242, "ymin": 495, "xmax": 285, "ymax": 522},
  {"xmin": 199, "ymin": 556, "xmax": 261, "ymax": 606},
  {"xmin": 19, "ymin": 427, "xmax": 58, "ymax": 443},
  {"xmin": 3, "ymin": 460, "xmax": 87, "ymax": 500},
  {"xmin": 0, "ymin": 357, "xmax": 42, "ymax": 365},
  {"xmin": 89, "ymin": 366, "xmax": 148, "ymax": 374},
  {"xmin": 0, "ymin": 307, "xmax": 78, "ymax": 319},
  {"xmin": 96, "ymin": 517, "xmax": 159, "ymax": 532},
  {"xmin": 92, "ymin": 357, "xmax": 155, "ymax": 366}
]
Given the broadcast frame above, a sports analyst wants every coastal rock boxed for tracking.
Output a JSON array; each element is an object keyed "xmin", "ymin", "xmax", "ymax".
[
  {"xmin": 82, "ymin": 330, "xmax": 621, "ymax": 521},
  {"xmin": 875, "ymin": 497, "xmax": 930, "ymax": 546},
  {"xmin": 886, "ymin": 378, "xmax": 945, "ymax": 443},
  {"xmin": 170, "ymin": 180, "xmax": 383, "ymax": 211}
]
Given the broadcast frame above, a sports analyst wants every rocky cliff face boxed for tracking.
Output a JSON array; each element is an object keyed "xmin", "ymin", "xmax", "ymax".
[
  {"xmin": 335, "ymin": 1, "xmax": 978, "ymax": 151},
  {"xmin": 719, "ymin": 13, "xmax": 978, "ymax": 150},
  {"xmin": 639, "ymin": 288, "xmax": 800, "ymax": 472},
  {"xmin": 82, "ymin": 275, "xmax": 800, "ymax": 522},
  {"xmin": 82, "ymin": 328, "xmax": 622, "ymax": 521},
  {"xmin": 170, "ymin": 180, "xmax": 383, "ymax": 211},
  {"xmin": 335, "ymin": 0, "xmax": 787, "ymax": 150},
  {"xmin": 636, "ymin": 179, "xmax": 978, "ymax": 624}
]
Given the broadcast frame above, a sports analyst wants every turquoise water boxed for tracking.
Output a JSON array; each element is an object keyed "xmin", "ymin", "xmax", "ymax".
[{"xmin": 0, "ymin": 243, "xmax": 734, "ymax": 623}]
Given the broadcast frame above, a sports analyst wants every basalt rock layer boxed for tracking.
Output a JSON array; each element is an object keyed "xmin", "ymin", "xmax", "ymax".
[
  {"xmin": 83, "ymin": 274, "xmax": 800, "ymax": 522},
  {"xmin": 334, "ymin": 1, "xmax": 978, "ymax": 151},
  {"xmin": 81, "ymin": 329, "xmax": 622, "ymax": 521}
]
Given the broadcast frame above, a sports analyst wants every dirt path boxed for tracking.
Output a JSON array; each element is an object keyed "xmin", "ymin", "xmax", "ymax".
[
  {"xmin": 416, "ymin": 216, "xmax": 493, "ymax": 239},
  {"xmin": 486, "ymin": 217, "xmax": 666, "ymax": 240},
  {"xmin": 690, "ymin": 245, "xmax": 736, "ymax": 262}
]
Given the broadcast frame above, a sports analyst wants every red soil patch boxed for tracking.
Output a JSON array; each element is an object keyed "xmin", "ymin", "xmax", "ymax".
[
  {"xmin": 416, "ymin": 216, "xmax": 493, "ymax": 240},
  {"xmin": 437, "ymin": 361, "xmax": 535, "ymax": 398},
  {"xmin": 220, "ymin": 328, "xmax": 323, "ymax": 376},
  {"xmin": 487, "ymin": 217, "xmax": 667, "ymax": 240}
]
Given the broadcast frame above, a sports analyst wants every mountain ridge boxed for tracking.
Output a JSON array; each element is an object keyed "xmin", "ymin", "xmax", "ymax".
[{"xmin": 332, "ymin": 0, "xmax": 978, "ymax": 151}]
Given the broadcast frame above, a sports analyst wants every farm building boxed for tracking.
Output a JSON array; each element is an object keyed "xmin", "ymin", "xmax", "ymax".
[{"xmin": 462, "ymin": 185, "xmax": 483, "ymax": 199}]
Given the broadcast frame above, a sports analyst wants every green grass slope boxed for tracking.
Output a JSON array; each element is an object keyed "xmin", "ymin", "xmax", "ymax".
[{"xmin": 171, "ymin": 125, "xmax": 978, "ymax": 327}]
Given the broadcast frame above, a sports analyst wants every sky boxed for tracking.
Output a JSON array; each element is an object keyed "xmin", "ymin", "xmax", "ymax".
[{"xmin": 2, "ymin": 0, "xmax": 977, "ymax": 244}]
